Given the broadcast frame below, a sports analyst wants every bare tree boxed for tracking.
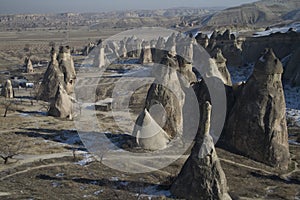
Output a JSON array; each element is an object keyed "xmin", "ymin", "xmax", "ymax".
[
  {"xmin": 0, "ymin": 98, "xmax": 16, "ymax": 117},
  {"xmin": 0, "ymin": 141, "xmax": 23, "ymax": 164}
]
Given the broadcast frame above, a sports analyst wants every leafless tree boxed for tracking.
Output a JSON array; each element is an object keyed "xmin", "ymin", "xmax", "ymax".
[
  {"xmin": 0, "ymin": 98, "xmax": 16, "ymax": 117},
  {"xmin": 0, "ymin": 141, "xmax": 23, "ymax": 164}
]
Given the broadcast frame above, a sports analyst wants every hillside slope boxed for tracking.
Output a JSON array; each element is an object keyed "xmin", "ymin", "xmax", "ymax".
[{"xmin": 203, "ymin": 0, "xmax": 300, "ymax": 27}]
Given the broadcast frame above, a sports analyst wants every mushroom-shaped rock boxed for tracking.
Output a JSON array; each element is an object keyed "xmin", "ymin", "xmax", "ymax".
[
  {"xmin": 1, "ymin": 79, "xmax": 14, "ymax": 98},
  {"xmin": 222, "ymin": 49, "xmax": 290, "ymax": 169},
  {"xmin": 171, "ymin": 102, "xmax": 231, "ymax": 200},
  {"xmin": 48, "ymin": 83, "xmax": 74, "ymax": 119},
  {"xmin": 132, "ymin": 109, "xmax": 171, "ymax": 150}
]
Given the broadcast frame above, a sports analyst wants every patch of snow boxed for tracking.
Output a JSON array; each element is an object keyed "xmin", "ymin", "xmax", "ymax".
[
  {"xmin": 0, "ymin": 192, "xmax": 11, "ymax": 197},
  {"xmin": 96, "ymin": 98, "xmax": 113, "ymax": 105},
  {"xmin": 109, "ymin": 177, "xmax": 119, "ymax": 181},
  {"xmin": 52, "ymin": 182, "xmax": 61, "ymax": 188},
  {"xmin": 141, "ymin": 185, "xmax": 171, "ymax": 198},
  {"xmin": 227, "ymin": 64, "xmax": 254, "ymax": 84},
  {"xmin": 288, "ymin": 140, "xmax": 300, "ymax": 146},
  {"xmin": 284, "ymin": 84, "xmax": 300, "ymax": 126},
  {"xmin": 253, "ymin": 23, "xmax": 300, "ymax": 37},
  {"xmin": 75, "ymin": 153, "xmax": 95, "ymax": 166},
  {"xmin": 54, "ymin": 132, "xmax": 82, "ymax": 146},
  {"xmin": 112, "ymin": 59, "xmax": 140, "ymax": 65},
  {"xmin": 19, "ymin": 113, "xmax": 30, "ymax": 117},
  {"xmin": 55, "ymin": 173, "xmax": 64, "ymax": 177},
  {"xmin": 259, "ymin": 56, "xmax": 266, "ymax": 63},
  {"xmin": 94, "ymin": 190, "xmax": 103, "ymax": 195}
]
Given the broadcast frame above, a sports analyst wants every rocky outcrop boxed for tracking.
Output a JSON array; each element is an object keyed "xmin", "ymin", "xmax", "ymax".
[
  {"xmin": 283, "ymin": 47, "xmax": 300, "ymax": 86},
  {"xmin": 82, "ymin": 42, "xmax": 95, "ymax": 56},
  {"xmin": 222, "ymin": 49, "xmax": 290, "ymax": 169},
  {"xmin": 165, "ymin": 33, "xmax": 177, "ymax": 56},
  {"xmin": 94, "ymin": 46, "xmax": 106, "ymax": 68},
  {"xmin": 176, "ymin": 37, "xmax": 197, "ymax": 84},
  {"xmin": 203, "ymin": 0, "xmax": 300, "ymax": 27},
  {"xmin": 152, "ymin": 36, "xmax": 166, "ymax": 63},
  {"xmin": 24, "ymin": 57, "xmax": 34, "ymax": 73},
  {"xmin": 132, "ymin": 109, "xmax": 171, "ymax": 150},
  {"xmin": 57, "ymin": 46, "xmax": 76, "ymax": 95},
  {"xmin": 38, "ymin": 48, "xmax": 64, "ymax": 101},
  {"xmin": 139, "ymin": 41, "xmax": 152, "ymax": 64},
  {"xmin": 119, "ymin": 40, "xmax": 127, "ymax": 58},
  {"xmin": 171, "ymin": 102, "xmax": 231, "ymax": 200},
  {"xmin": 38, "ymin": 46, "xmax": 76, "ymax": 101},
  {"xmin": 242, "ymin": 31, "xmax": 300, "ymax": 64},
  {"xmin": 126, "ymin": 36, "xmax": 142, "ymax": 58},
  {"xmin": 48, "ymin": 83, "xmax": 74, "ymax": 119},
  {"xmin": 132, "ymin": 54, "xmax": 185, "ymax": 150},
  {"xmin": 195, "ymin": 32, "xmax": 209, "ymax": 48},
  {"xmin": 1, "ymin": 79, "xmax": 14, "ymax": 98},
  {"xmin": 212, "ymin": 48, "xmax": 232, "ymax": 86}
]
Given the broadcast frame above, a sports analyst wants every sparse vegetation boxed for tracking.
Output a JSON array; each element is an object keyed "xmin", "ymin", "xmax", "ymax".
[
  {"xmin": 0, "ymin": 135, "xmax": 24, "ymax": 164},
  {"xmin": 0, "ymin": 98, "xmax": 17, "ymax": 117}
]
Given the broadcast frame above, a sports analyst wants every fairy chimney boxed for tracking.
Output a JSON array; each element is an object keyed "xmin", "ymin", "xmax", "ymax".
[
  {"xmin": 38, "ymin": 48, "xmax": 64, "ymax": 101},
  {"xmin": 24, "ymin": 57, "xmax": 34, "ymax": 73},
  {"xmin": 212, "ymin": 48, "xmax": 232, "ymax": 86},
  {"xmin": 222, "ymin": 49, "xmax": 290, "ymax": 169},
  {"xmin": 171, "ymin": 102, "xmax": 231, "ymax": 200},
  {"xmin": 48, "ymin": 83, "xmax": 74, "ymax": 119},
  {"xmin": 1, "ymin": 79, "xmax": 14, "ymax": 98},
  {"xmin": 132, "ymin": 54, "xmax": 185, "ymax": 150},
  {"xmin": 139, "ymin": 41, "xmax": 153, "ymax": 64},
  {"xmin": 57, "ymin": 46, "xmax": 76, "ymax": 95}
]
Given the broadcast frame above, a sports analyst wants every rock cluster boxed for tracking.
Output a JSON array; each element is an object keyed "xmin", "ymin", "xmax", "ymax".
[{"xmin": 38, "ymin": 46, "xmax": 76, "ymax": 101}]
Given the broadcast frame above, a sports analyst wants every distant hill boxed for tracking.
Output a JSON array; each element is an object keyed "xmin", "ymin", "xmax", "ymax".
[
  {"xmin": 199, "ymin": 0, "xmax": 300, "ymax": 27},
  {"xmin": 0, "ymin": 8, "xmax": 212, "ymax": 31}
]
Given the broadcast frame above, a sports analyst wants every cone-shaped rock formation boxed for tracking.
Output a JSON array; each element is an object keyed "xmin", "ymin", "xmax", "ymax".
[
  {"xmin": 222, "ymin": 48, "xmax": 290, "ymax": 169},
  {"xmin": 171, "ymin": 102, "xmax": 231, "ymax": 200},
  {"xmin": 48, "ymin": 83, "xmax": 74, "ymax": 119}
]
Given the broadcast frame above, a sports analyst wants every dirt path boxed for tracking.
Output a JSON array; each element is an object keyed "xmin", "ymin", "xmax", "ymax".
[
  {"xmin": 220, "ymin": 158, "xmax": 275, "ymax": 175},
  {"xmin": 0, "ymin": 152, "xmax": 74, "ymax": 178},
  {"xmin": 1, "ymin": 162, "xmax": 71, "ymax": 180}
]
